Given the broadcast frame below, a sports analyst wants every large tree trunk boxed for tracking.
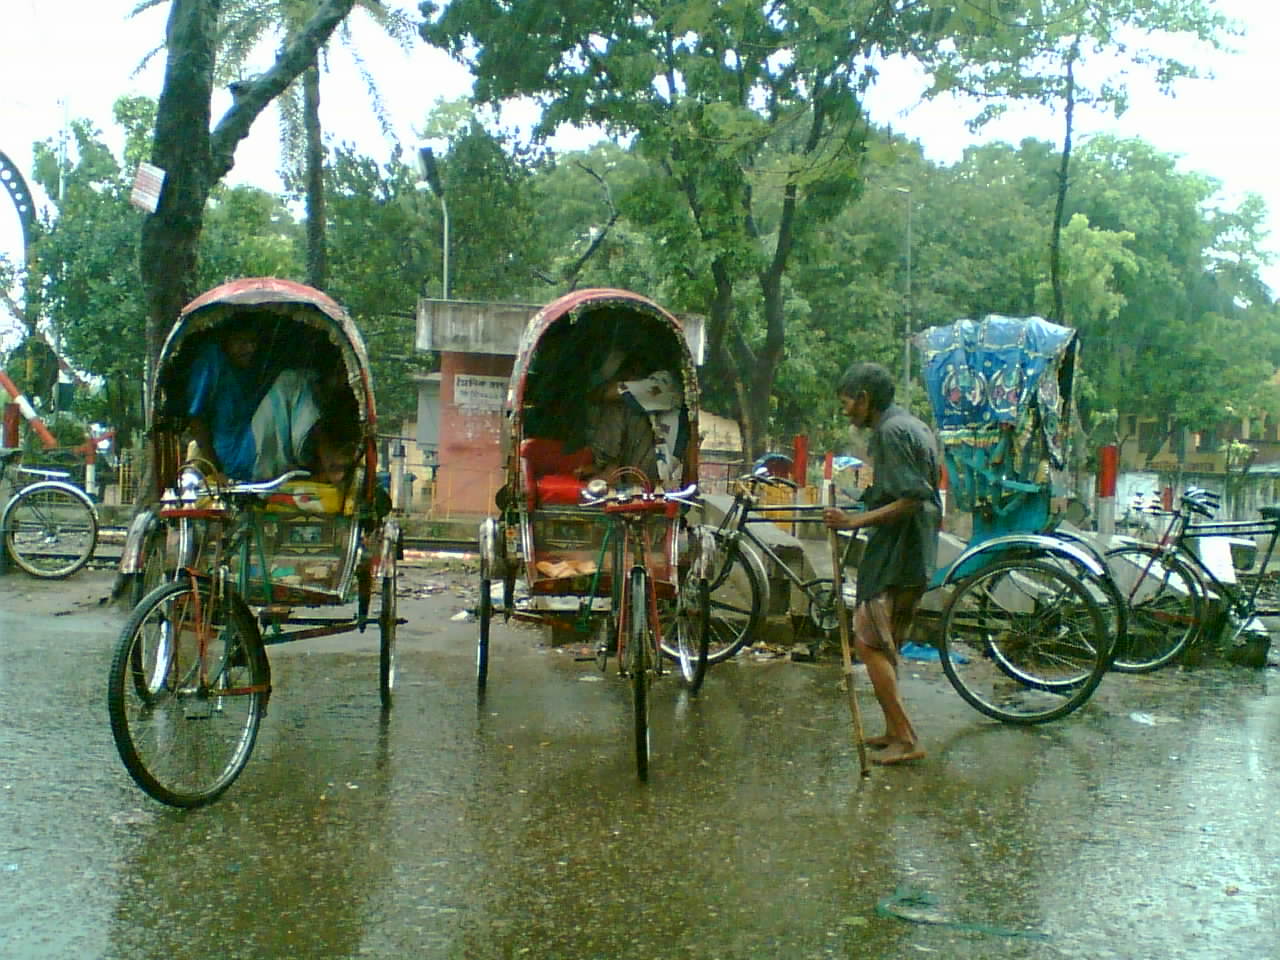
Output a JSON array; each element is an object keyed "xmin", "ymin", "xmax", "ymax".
[{"xmin": 303, "ymin": 62, "xmax": 327, "ymax": 288}]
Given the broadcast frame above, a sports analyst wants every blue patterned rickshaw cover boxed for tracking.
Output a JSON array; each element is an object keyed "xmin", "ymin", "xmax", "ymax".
[{"xmin": 919, "ymin": 314, "xmax": 1077, "ymax": 470}]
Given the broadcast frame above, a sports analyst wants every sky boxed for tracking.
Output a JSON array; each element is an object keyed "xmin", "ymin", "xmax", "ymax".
[{"xmin": 2, "ymin": 0, "xmax": 1277, "ymax": 347}]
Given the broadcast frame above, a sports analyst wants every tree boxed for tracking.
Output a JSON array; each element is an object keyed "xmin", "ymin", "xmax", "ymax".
[
  {"xmin": 421, "ymin": 0, "xmax": 900, "ymax": 457},
  {"xmin": 916, "ymin": 0, "xmax": 1234, "ymax": 322},
  {"xmin": 137, "ymin": 0, "xmax": 356, "ymax": 386}
]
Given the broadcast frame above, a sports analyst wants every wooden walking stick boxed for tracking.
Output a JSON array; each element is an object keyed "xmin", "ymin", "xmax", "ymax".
[{"xmin": 825, "ymin": 477, "xmax": 869, "ymax": 777}]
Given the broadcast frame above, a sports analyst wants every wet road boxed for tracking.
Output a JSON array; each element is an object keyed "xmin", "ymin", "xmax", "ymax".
[{"xmin": 1, "ymin": 561, "xmax": 1277, "ymax": 959}]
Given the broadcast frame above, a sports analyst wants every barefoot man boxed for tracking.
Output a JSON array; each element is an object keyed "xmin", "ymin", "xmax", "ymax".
[{"xmin": 823, "ymin": 362, "xmax": 941, "ymax": 766}]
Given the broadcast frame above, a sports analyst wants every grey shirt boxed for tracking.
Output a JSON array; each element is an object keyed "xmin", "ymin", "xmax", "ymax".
[{"xmin": 856, "ymin": 404, "xmax": 942, "ymax": 603}]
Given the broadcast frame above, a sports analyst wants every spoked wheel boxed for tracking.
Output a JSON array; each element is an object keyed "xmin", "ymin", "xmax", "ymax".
[
  {"xmin": 659, "ymin": 576, "xmax": 711, "ymax": 693},
  {"xmin": 379, "ymin": 575, "xmax": 397, "ymax": 708},
  {"xmin": 627, "ymin": 567, "xmax": 652, "ymax": 780},
  {"xmin": 107, "ymin": 578, "xmax": 270, "ymax": 807},
  {"xmin": 700, "ymin": 528, "xmax": 768, "ymax": 663},
  {"xmin": 477, "ymin": 575, "xmax": 492, "ymax": 689},
  {"xmin": 939, "ymin": 558, "xmax": 1111, "ymax": 724},
  {"xmin": 4, "ymin": 482, "xmax": 98, "ymax": 578},
  {"xmin": 1105, "ymin": 545, "xmax": 1203, "ymax": 672}
]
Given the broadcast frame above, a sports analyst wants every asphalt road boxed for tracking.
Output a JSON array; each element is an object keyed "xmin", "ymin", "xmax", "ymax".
[{"xmin": 1, "ymin": 559, "xmax": 1277, "ymax": 960}]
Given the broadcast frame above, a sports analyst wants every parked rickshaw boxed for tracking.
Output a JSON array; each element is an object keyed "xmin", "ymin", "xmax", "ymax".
[
  {"xmin": 919, "ymin": 314, "xmax": 1123, "ymax": 724},
  {"xmin": 110, "ymin": 278, "xmax": 400, "ymax": 807},
  {"xmin": 477, "ymin": 288, "xmax": 712, "ymax": 779}
]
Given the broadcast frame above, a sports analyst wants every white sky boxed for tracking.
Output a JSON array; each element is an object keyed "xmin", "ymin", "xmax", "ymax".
[{"xmin": 2, "ymin": 0, "xmax": 1277, "ymax": 347}]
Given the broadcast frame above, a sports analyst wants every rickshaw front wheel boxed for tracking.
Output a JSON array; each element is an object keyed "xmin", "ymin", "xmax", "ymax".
[
  {"xmin": 628, "ymin": 567, "xmax": 652, "ymax": 780},
  {"xmin": 107, "ymin": 578, "xmax": 269, "ymax": 807}
]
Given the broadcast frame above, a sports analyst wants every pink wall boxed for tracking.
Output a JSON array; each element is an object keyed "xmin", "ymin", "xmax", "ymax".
[{"xmin": 437, "ymin": 351, "xmax": 514, "ymax": 516}]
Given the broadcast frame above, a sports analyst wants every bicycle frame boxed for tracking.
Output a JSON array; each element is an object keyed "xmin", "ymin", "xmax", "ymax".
[{"xmin": 1169, "ymin": 511, "xmax": 1280, "ymax": 619}]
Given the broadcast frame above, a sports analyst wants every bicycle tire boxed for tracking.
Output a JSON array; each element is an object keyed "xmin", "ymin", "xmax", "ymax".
[
  {"xmin": 107, "ymin": 577, "xmax": 269, "ymax": 807},
  {"xmin": 699, "ymin": 527, "xmax": 768, "ymax": 663},
  {"xmin": 628, "ymin": 567, "xmax": 651, "ymax": 780},
  {"xmin": 939, "ymin": 558, "xmax": 1111, "ymax": 724},
  {"xmin": 1105, "ymin": 545, "xmax": 1203, "ymax": 672},
  {"xmin": 3, "ymin": 481, "xmax": 98, "ymax": 578},
  {"xmin": 477, "ymin": 575, "xmax": 492, "ymax": 689},
  {"xmin": 379, "ymin": 575, "xmax": 397, "ymax": 708}
]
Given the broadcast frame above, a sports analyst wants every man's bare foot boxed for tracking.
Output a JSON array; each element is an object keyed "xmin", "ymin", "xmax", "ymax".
[
  {"xmin": 865, "ymin": 734, "xmax": 893, "ymax": 749},
  {"xmin": 871, "ymin": 741, "xmax": 925, "ymax": 765}
]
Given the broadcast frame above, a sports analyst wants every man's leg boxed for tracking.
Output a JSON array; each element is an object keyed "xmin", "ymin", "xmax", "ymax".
[{"xmin": 854, "ymin": 595, "xmax": 924, "ymax": 764}]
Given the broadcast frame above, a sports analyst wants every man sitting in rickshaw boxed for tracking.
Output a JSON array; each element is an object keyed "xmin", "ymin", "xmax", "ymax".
[
  {"xmin": 185, "ymin": 312, "xmax": 354, "ymax": 485},
  {"xmin": 574, "ymin": 348, "xmax": 686, "ymax": 487}
]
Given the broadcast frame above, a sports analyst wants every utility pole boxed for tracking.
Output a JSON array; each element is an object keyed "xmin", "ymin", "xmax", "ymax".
[
  {"xmin": 895, "ymin": 186, "xmax": 913, "ymax": 399},
  {"xmin": 417, "ymin": 147, "xmax": 450, "ymax": 299}
]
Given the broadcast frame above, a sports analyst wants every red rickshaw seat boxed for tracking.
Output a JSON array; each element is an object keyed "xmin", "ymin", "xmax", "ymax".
[{"xmin": 519, "ymin": 437, "xmax": 593, "ymax": 508}]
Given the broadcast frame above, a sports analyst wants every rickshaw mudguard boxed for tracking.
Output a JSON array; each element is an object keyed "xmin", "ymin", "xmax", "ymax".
[
  {"xmin": 934, "ymin": 533, "xmax": 1106, "ymax": 589},
  {"xmin": 478, "ymin": 517, "xmax": 502, "ymax": 580},
  {"xmin": 118, "ymin": 507, "xmax": 161, "ymax": 576}
]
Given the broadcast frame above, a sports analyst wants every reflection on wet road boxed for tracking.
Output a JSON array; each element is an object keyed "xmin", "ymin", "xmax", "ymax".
[{"xmin": 1, "ymin": 568, "xmax": 1276, "ymax": 958}]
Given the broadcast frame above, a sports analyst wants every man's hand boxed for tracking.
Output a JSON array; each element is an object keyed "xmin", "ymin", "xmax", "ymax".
[{"xmin": 823, "ymin": 507, "xmax": 856, "ymax": 531}]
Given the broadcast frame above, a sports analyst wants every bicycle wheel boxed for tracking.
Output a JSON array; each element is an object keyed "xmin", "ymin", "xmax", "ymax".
[
  {"xmin": 700, "ymin": 527, "xmax": 768, "ymax": 663},
  {"xmin": 628, "ymin": 567, "xmax": 651, "ymax": 780},
  {"xmin": 379, "ymin": 575, "xmax": 397, "ymax": 708},
  {"xmin": 107, "ymin": 577, "xmax": 269, "ymax": 808},
  {"xmin": 1105, "ymin": 545, "xmax": 1203, "ymax": 672},
  {"xmin": 660, "ymin": 575, "xmax": 711, "ymax": 692},
  {"xmin": 4, "ymin": 482, "xmax": 98, "ymax": 578},
  {"xmin": 477, "ymin": 575, "xmax": 492, "ymax": 689},
  {"xmin": 940, "ymin": 558, "xmax": 1110, "ymax": 724}
]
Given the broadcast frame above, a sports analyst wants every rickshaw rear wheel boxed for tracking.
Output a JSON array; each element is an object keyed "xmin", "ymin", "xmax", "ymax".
[
  {"xmin": 477, "ymin": 575, "xmax": 492, "ymax": 688},
  {"xmin": 939, "ymin": 558, "xmax": 1110, "ymax": 724},
  {"xmin": 627, "ymin": 567, "xmax": 651, "ymax": 780},
  {"xmin": 108, "ymin": 577, "xmax": 269, "ymax": 807},
  {"xmin": 129, "ymin": 519, "xmax": 172, "ymax": 608},
  {"xmin": 659, "ymin": 575, "xmax": 710, "ymax": 693},
  {"xmin": 379, "ymin": 575, "xmax": 396, "ymax": 708}
]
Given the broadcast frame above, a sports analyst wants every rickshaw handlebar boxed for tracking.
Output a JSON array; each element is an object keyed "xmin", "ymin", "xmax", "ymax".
[
  {"xmin": 739, "ymin": 468, "xmax": 798, "ymax": 490},
  {"xmin": 581, "ymin": 482, "xmax": 701, "ymax": 514}
]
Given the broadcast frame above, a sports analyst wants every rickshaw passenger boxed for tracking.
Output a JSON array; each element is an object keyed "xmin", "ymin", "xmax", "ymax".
[
  {"xmin": 186, "ymin": 317, "xmax": 323, "ymax": 482},
  {"xmin": 573, "ymin": 349, "xmax": 685, "ymax": 485}
]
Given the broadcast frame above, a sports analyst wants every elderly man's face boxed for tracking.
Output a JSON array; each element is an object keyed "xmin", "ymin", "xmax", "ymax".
[
  {"xmin": 223, "ymin": 330, "xmax": 258, "ymax": 369},
  {"xmin": 839, "ymin": 390, "xmax": 872, "ymax": 429}
]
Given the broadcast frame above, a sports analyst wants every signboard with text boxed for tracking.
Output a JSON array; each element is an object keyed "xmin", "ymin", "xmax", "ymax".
[{"xmin": 453, "ymin": 374, "xmax": 506, "ymax": 411}]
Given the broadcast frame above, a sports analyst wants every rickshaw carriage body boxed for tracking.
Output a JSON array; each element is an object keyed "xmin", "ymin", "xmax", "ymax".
[
  {"xmin": 486, "ymin": 288, "xmax": 702, "ymax": 614},
  {"xmin": 127, "ymin": 277, "xmax": 395, "ymax": 615}
]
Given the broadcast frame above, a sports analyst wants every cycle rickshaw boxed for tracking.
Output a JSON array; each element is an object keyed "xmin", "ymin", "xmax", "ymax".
[
  {"xmin": 110, "ymin": 277, "xmax": 400, "ymax": 807},
  {"xmin": 918, "ymin": 314, "xmax": 1123, "ymax": 724},
  {"xmin": 476, "ymin": 288, "xmax": 712, "ymax": 779}
]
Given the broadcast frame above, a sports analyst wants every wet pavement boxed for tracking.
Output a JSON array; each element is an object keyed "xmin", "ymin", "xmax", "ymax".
[{"xmin": 1, "ymin": 559, "xmax": 1277, "ymax": 959}]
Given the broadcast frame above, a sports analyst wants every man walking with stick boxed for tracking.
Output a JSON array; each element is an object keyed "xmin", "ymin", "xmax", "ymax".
[{"xmin": 823, "ymin": 362, "xmax": 941, "ymax": 766}]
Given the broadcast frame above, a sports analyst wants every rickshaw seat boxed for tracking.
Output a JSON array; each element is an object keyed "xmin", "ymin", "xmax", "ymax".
[{"xmin": 519, "ymin": 437, "xmax": 593, "ymax": 508}]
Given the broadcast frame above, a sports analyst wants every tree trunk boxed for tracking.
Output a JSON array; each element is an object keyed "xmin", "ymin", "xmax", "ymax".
[{"xmin": 304, "ymin": 62, "xmax": 327, "ymax": 288}]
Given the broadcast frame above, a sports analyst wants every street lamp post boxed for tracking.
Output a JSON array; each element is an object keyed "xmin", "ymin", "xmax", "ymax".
[
  {"xmin": 895, "ymin": 186, "xmax": 912, "ymax": 398},
  {"xmin": 417, "ymin": 147, "xmax": 450, "ymax": 299}
]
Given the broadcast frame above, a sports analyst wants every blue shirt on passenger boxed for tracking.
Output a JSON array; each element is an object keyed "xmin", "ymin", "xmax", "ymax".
[{"xmin": 187, "ymin": 340, "xmax": 264, "ymax": 480}]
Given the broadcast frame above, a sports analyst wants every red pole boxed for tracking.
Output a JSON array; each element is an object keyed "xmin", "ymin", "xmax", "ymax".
[
  {"xmin": 2, "ymin": 403, "xmax": 19, "ymax": 447},
  {"xmin": 0, "ymin": 370, "xmax": 58, "ymax": 449},
  {"xmin": 823, "ymin": 451, "xmax": 833, "ymax": 481},
  {"xmin": 1096, "ymin": 444, "xmax": 1119, "ymax": 535},
  {"xmin": 792, "ymin": 434, "xmax": 808, "ymax": 487}
]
